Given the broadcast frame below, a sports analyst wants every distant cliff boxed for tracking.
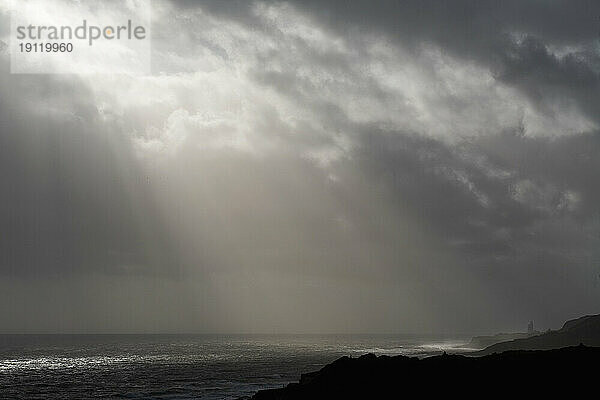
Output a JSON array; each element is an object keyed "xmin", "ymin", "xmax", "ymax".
[
  {"xmin": 477, "ymin": 314, "xmax": 600, "ymax": 355},
  {"xmin": 248, "ymin": 345, "xmax": 598, "ymax": 399},
  {"xmin": 468, "ymin": 331, "xmax": 537, "ymax": 348}
]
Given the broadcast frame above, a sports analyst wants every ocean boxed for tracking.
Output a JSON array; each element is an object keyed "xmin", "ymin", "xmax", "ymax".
[{"xmin": 0, "ymin": 334, "xmax": 472, "ymax": 399}]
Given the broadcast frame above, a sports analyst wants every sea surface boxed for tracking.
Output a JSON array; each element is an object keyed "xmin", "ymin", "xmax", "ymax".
[{"xmin": 0, "ymin": 334, "xmax": 473, "ymax": 399}]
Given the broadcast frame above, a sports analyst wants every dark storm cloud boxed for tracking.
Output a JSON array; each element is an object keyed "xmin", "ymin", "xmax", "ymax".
[
  {"xmin": 314, "ymin": 0, "xmax": 600, "ymax": 125},
  {"xmin": 235, "ymin": 0, "xmax": 600, "ymax": 265},
  {"xmin": 172, "ymin": 0, "xmax": 600, "ymax": 124},
  {"xmin": 493, "ymin": 35, "xmax": 600, "ymax": 126},
  {"xmin": 208, "ymin": 0, "xmax": 600, "ymax": 326},
  {"xmin": 353, "ymin": 129, "xmax": 600, "ymax": 257},
  {"xmin": 344, "ymin": 128, "xmax": 600, "ymax": 326},
  {"xmin": 0, "ymin": 0, "xmax": 599, "ymax": 333}
]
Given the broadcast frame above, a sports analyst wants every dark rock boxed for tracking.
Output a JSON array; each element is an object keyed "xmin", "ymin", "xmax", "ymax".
[
  {"xmin": 477, "ymin": 314, "xmax": 600, "ymax": 355},
  {"xmin": 245, "ymin": 314, "xmax": 600, "ymax": 399},
  {"xmin": 468, "ymin": 331, "xmax": 537, "ymax": 349},
  {"xmin": 249, "ymin": 345, "xmax": 598, "ymax": 399}
]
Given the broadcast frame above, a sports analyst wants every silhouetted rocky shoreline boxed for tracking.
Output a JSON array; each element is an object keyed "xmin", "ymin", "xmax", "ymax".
[
  {"xmin": 246, "ymin": 346, "xmax": 596, "ymax": 399},
  {"xmin": 475, "ymin": 314, "xmax": 600, "ymax": 354},
  {"xmin": 244, "ymin": 314, "xmax": 600, "ymax": 399}
]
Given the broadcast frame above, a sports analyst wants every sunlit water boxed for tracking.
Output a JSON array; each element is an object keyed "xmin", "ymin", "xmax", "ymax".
[{"xmin": 0, "ymin": 334, "xmax": 474, "ymax": 399}]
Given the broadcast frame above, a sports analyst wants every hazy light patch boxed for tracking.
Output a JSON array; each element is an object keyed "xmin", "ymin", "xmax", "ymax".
[{"xmin": 521, "ymin": 98, "xmax": 597, "ymax": 137}]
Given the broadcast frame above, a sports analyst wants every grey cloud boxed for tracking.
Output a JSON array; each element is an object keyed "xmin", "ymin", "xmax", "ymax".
[
  {"xmin": 348, "ymin": 127, "xmax": 600, "ymax": 327},
  {"xmin": 159, "ymin": 0, "xmax": 600, "ymax": 330},
  {"xmin": 174, "ymin": 0, "xmax": 600, "ymax": 127},
  {"xmin": 1, "ymin": 0, "xmax": 599, "ymax": 333},
  {"xmin": 493, "ymin": 35, "xmax": 600, "ymax": 125}
]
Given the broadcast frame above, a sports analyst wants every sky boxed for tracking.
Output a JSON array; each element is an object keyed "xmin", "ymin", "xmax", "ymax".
[{"xmin": 0, "ymin": 0, "xmax": 599, "ymax": 334}]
